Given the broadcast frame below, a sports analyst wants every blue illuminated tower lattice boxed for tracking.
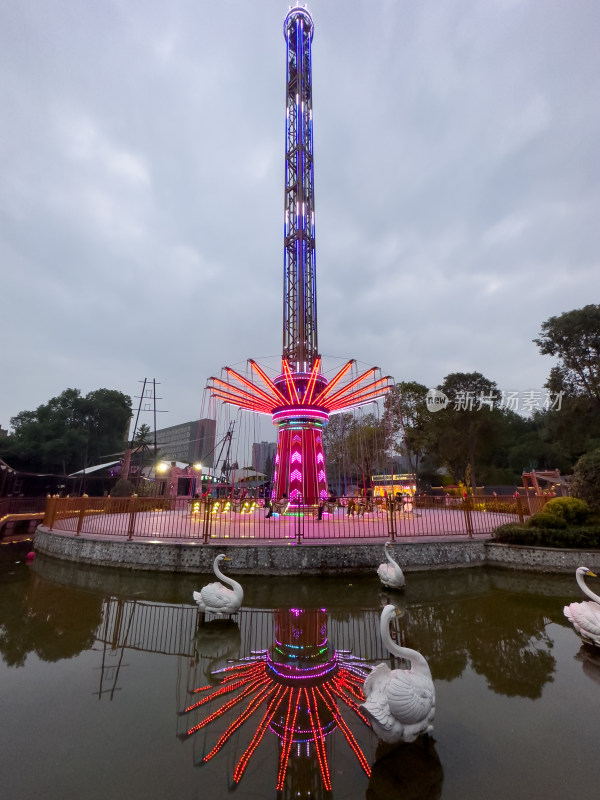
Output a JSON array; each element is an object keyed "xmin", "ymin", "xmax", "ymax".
[
  {"xmin": 207, "ymin": 6, "xmax": 392, "ymax": 505},
  {"xmin": 282, "ymin": 5, "xmax": 317, "ymax": 371}
]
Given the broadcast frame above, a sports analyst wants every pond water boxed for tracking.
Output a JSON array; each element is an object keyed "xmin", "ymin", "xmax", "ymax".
[{"xmin": 1, "ymin": 553, "xmax": 599, "ymax": 800}]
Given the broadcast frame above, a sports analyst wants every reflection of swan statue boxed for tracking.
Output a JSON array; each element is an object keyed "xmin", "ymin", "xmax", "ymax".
[
  {"xmin": 367, "ymin": 739, "xmax": 443, "ymax": 800},
  {"xmin": 564, "ymin": 567, "xmax": 600, "ymax": 648},
  {"xmin": 193, "ymin": 554, "xmax": 243, "ymax": 616},
  {"xmin": 194, "ymin": 620, "xmax": 242, "ymax": 681},
  {"xmin": 361, "ymin": 605, "xmax": 435, "ymax": 744},
  {"xmin": 575, "ymin": 645, "xmax": 600, "ymax": 686},
  {"xmin": 377, "ymin": 542, "xmax": 405, "ymax": 590}
]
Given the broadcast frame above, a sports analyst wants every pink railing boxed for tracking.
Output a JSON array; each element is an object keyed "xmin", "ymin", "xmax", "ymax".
[{"xmin": 41, "ymin": 494, "xmax": 539, "ymax": 544}]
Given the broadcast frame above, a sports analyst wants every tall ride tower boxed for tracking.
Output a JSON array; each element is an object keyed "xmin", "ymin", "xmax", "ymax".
[{"xmin": 208, "ymin": 6, "xmax": 392, "ymax": 504}]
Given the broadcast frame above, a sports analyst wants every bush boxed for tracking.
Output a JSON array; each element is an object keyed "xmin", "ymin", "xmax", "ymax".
[
  {"xmin": 571, "ymin": 447, "xmax": 600, "ymax": 511},
  {"xmin": 493, "ymin": 523, "xmax": 600, "ymax": 549},
  {"xmin": 527, "ymin": 511, "xmax": 567, "ymax": 529},
  {"xmin": 543, "ymin": 496, "xmax": 589, "ymax": 524},
  {"xmin": 111, "ymin": 478, "xmax": 136, "ymax": 497}
]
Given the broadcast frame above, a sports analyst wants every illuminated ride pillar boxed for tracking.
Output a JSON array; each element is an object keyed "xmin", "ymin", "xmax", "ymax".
[
  {"xmin": 274, "ymin": 7, "xmax": 326, "ymax": 505},
  {"xmin": 206, "ymin": 7, "xmax": 392, "ymax": 506}
]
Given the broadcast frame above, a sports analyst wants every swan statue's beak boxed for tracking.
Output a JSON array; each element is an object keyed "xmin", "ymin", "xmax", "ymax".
[
  {"xmin": 223, "ymin": 556, "xmax": 231, "ymax": 562},
  {"xmin": 395, "ymin": 608, "xmax": 404, "ymax": 618},
  {"xmin": 587, "ymin": 570, "xmax": 597, "ymax": 578}
]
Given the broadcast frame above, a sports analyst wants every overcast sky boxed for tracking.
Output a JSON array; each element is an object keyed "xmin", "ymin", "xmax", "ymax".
[{"xmin": 1, "ymin": 0, "xmax": 598, "ymax": 443}]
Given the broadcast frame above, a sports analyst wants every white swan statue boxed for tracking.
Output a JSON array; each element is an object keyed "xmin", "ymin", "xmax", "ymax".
[
  {"xmin": 193, "ymin": 554, "xmax": 244, "ymax": 616},
  {"xmin": 563, "ymin": 567, "xmax": 600, "ymax": 648},
  {"xmin": 377, "ymin": 541, "xmax": 405, "ymax": 590},
  {"xmin": 361, "ymin": 604, "xmax": 435, "ymax": 744}
]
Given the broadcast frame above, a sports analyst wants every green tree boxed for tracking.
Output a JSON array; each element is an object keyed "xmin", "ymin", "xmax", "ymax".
[
  {"xmin": 133, "ymin": 423, "xmax": 152, "ymax": 446},
  {"xmin": 571, "ymin": 447, "xmax": 600, "ymax": 511},
  {"xmin": 427, "ymin": 372, "xmax": 502, "ymax": 494},
  {"xmin": 382, "ymin": 381, "xmax": 432, "ymax": 476},
  {"xmin": 534, "ymin": 304, "xmax": 600, "ymax": 402},
  {"xmin": 0, "ymin": 388, "xmax": 131, "ymax": 474},
  {"xmin": 323, "ymin": 412, "xmax": 387, "ymax": 492}
]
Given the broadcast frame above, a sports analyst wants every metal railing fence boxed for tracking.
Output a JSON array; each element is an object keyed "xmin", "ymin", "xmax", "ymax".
[{"xmin": 42, "ymin": 493, "xmax": 546, "ymax": 543}]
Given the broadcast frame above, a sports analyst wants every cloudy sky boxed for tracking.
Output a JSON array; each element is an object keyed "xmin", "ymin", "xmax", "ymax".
[{"xmin": 1, "ymin": 0, "xmax": 598, "ymax": 442}]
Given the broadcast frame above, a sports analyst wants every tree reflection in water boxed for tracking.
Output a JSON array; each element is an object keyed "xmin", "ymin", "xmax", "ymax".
[
  {"xmin": 396, "ymin": 590, "xmax": 556, "ymax": 699},
  {"xmin": 0, "ymin": 564, "xmax": 102, "ymax": 667}
]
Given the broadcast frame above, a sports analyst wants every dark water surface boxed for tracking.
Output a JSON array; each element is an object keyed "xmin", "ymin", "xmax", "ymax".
[{"xmin": 1, "ymin": 554, "xmax": 599, "ymax": 799}]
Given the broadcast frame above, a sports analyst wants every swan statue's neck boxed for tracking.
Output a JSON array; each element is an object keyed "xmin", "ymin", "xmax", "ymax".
[
  {"xmin": 385, "ymin": 545, "xmax": 398, "ymax": 568},
  {"xmin": 577, "ymin": 569, "xmax": 600, "ymax": 605},
  {"xmin": 381, "ymin": 607, "xmax": 431, "ymax": 679},
  {"xmin": 214, "ymin": 558, "xmax": 243, "ymax": 597}
]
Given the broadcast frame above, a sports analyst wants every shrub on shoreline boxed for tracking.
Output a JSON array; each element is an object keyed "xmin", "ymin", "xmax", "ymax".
[{"xmin": 492, "ymin": 521, "xmax": 600, "ymax": 549}]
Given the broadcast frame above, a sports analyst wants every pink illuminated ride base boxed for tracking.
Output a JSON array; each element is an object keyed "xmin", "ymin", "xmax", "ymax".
[{"xmin": 208, "ymin": 357, "xmax": 392, "ymax": 504}]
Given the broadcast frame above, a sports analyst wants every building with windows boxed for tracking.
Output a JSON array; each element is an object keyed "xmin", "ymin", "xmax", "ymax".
[
  {"xmin": 252, "ymin": 441, "xmax": 277, "ymax": 476},
  {"xmin": 154, "ymin": 419, "xmax": 216, "ymax": 466}
]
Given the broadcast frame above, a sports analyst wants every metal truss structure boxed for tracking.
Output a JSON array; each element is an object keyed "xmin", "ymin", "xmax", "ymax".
[{"xmin": 208, "ymin": 6, "xmax": 392, "ymax": 504}]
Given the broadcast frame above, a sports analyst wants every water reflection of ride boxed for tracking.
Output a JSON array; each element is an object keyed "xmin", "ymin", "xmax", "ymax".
[{"xmin": 183, "ymin": 607, "xmax": 377, "ymax": 796}]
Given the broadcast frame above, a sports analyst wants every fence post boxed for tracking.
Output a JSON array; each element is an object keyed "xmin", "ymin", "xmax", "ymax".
[
  {"xmin": 44, "ymin": 496, "xmax": 55, "ymax": 529},
  {"xmin": 76, "ymin": 496, "xmax": 89, "ymax": 536},
  {"xmin": 463, "ymin": 496, "xmax": 474, "ymax": 538},
  {"xmin": 127, "ymin": 497, "xmax": 137, "ymax": 540},
  {"xmin": 516, "ymin": 495, "xmax": 524, "ymax": 523},
  {"xmin": 387, "ymin": 498, "xmax": 396, "ymax": 541},
  {"xmin": 202, "ymin": 498, "xmax": 211, "ymax": 544},
  {"xmin": 49, "ymin": 496, "xmax": 59, "ymax": 530}
]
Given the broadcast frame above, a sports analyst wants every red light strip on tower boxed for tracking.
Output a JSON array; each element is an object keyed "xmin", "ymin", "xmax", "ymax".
[
  {"xmin": 319, "ymin": 685, "xmax": 371, "ymax": 777},
  {"xmin": 276, "ymin": 687, "xmax": 301, "ymax": 791},
  {"xmin": 202, "ymin": 683, "xmax": 277, "ymax": 763},
  {"xmin": 306, "ymin": 686, "xmax": 332, "ymax": 790},
  {"xmin": 185, "ymin": 667, "xmax": 264, "ymax": 712},
  {"xmin": 210, "ymin": 389, "xmax": 273, "ymax": 414},
  {"xmin": 302, "ymin": 356, "xmax": 322, "ymax": 405},
  {"xmin": 249, "ymin": 360, "xmax": 288, "ymax": 405},
  {"xmin": 312, "ymin": 359, "xmax": 354, "ymax": 404},
  {"xmin": 328, "ymin": 386, "xmax": 391, "ymax": 412},
  {"xmin": 233, "ymin": 686, "xmax": 286, "ymax": 783},
  {"xmin": 321, "ymin": 366, "xmax": 377, "ymax": 406},
  {"xmin": 210, "ymin": 379, "xmax": 274, "ymax": 412},
  {"xmin": 327, "ymin": 377, "xmax": 392, "ymax": 410},
  {"xmin": 225, "ymin": 367, "xmax": 280, "ymax": 406},
  {"xmin": 282, "ymin": 359, "xmax": 300, "ymax": 404},
  {"xmin": 186, "ymin": 675, "xmax": 270, "ymax": 734}
]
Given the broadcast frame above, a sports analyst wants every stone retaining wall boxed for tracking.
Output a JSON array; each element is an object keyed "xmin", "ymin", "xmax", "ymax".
[
  {"xmin": 34, "ymin": 527, "xmax": 485, "ymax": 574},
  {"xmin": 484, "ymin": 541, "xmax": 600, "ymax": 572},
  {"xmin": 34, "ymin": 527, "xmax": 600, "ymax": 575}
]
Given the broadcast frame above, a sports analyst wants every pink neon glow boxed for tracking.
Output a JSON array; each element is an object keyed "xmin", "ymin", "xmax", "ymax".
[
  {"xmin": 321, "ymin": 366, "xmax": 377, "ymax": 405},
  {"xmin": 291, "ymin": 451, "xmax": 302, "ymax": 463},
  {"xmin": 302, "ymin": 356, "xmax": 322, "ymax": 405},
  {"xmin": 327, "ymin": 375, "xmax": 392, "ymax": 408},
  {"xmin": 328, "ymin": 384, "xmax": 392, "ymax": 411},
  {"xmin": 224, "ymin": 366, "xmax": 279, "ymax": 406},
  {"xmin": 209, "ymin": 385, "xmax": 272, "ymax": 408},
  {"xmin": 317, "ymin": 452, "xmax": 324, "ymax": 463},
  {"xmin": 313, "ymin": 359, "xmax": 354, "ymax": 404},
  {"xmin": 290, "ymin": 469, "xmax": 302, "ymax": 482},
  {"xmin": 210, "ymin": 396, "xmax": 272, "ymax": 415},
  {"xmin": 282, "ymin": 359, "xmax": 300, "ymax": 404},
  {"xmin": 249, "ymin": 359, "xmax": 288, "ymax": 404}
]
